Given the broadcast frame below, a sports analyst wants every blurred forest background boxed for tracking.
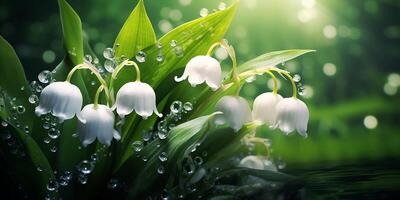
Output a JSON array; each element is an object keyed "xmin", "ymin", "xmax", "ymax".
[{"xmin": 1, "ymin": 0, "xmax": 399, "ymax": 197}]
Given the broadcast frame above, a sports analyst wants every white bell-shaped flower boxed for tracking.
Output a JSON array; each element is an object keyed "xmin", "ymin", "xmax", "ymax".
[
  {"xmin": 114, "ymin": 81, "xmax": 162, "ymax": 119},
  {"xmin": 252, "ymin": 92, "xmax": 283, "ymax": 126},
  {"xmin": 273, "ymin": 97, "xmax": 309, "ymax": 137},
  {"xmin": 77, "ymin": 104, "xmax": 120, "ymax": 147},
  {"xmin": 215, "ymin": 96, "xmax": 252, "ymax": 132},
  {"xmin": 35, "ymin": 81, "xmax": 83, "ymax": 122},
  {"xmin": 175, "ymin": 56, "xmax": 222, "ymax": 91}
]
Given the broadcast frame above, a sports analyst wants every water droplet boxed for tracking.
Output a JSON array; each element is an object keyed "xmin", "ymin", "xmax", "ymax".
[
  {"xmin": 298, "ymin": 85, "xmax": 305, "ymax": 96},
  {"xmin": 135, "ymin": 51, "xmax": 146, "ymax": 63},
  {"xmin": 1, "ymin": 121, "xmax": 8, "ymax": 127},
  {"xmin": 107, "ymin": 179, "xmax": 119, "ymax": 189},
  {"xmin": 200, "ymin": 8, "xmax": 209, "ymax": 17},
  {"xmin": 43, "ymin": 136, "xmax": 51, "ymax": 144},
  {"xmin": 77, "ymin": 160, "xmax": 94, "ymax": 174},
  {"xmin": 183, "ymin": 102, "xmax": 193, "ymax": 112},
  {"xmin": 42, "ymin": 121, "xmax": 50, "ymax": 130},
  {"xmin": 28, "ymin": 94, "xmax": 38, "ymax": 104},
  {"xmin": 170, "ymin": 40, "xmax": 177, "ymax": 47},
  {"xmin": 50, "ymin": 146, "xmax": 57, "ymax": 153},
  {"xmin": 173, "ymin": 46, "xmax": 184, "ymax": 57},
  {"xmin": 38, "ymin": 70, "xmax": 53, "ymax": 84},
  {"xmin": 104, "ymin": 60, "xmax": 116, "ymax": 72},
  {"xmin": 157, "ymin": 42, "xmax": 163, "ymax": 49},
  {"xmin": 78, "ymin": 174, "xmax": 88, "ymax": 184},
  {"xmin": 158, "ymin": 131, "xmax": 168, "ymax": 140},
  {"xmin": 20, "ymin": 86, "xmax": 25, "ymax": 91},
  {"xmin": 161, "ymin": 189, "xmax": 169, "ymax": 200},
  {"xmin": 36, "ymin": 165, "xmax": 43, "ymax": 172},
  {"xmin": 131, "ymin": 141, "xmax": 144, "ymax": 152},
  {"xmin": 156, "ymin": 54, "xmax": 165, "ymax": 63},
  {"xmin": 218, "ymin": 2, "xmax": 226, "ymax": 10},
  {"xmin": 84, "ymin": 54, "xmax": 93, "ymax": 63},
  {"xmin": 103, "ymin": 48, "xmax": 115, "ymax": 60},
  {"xmin": 16, "ymin": 105, "xmax": 25, "ymax": 114},
  {"xmin": 91, "ymin": 153, "xmax": 98, "ymax": 162},
  {"xmin": 170, "ymin": 101, "xmax": 182, "ymax": 114},
  {"xmin": 194, "ymin": 156, "xmax": 203, "ymax": 165},
  {"xmin": 47, "ymin": 179, "xmax": 59, "ymax": 191},
  {"xmin": 93, "ymin": 57, "xmax": 99, "ymax": 64},
  {"xmin": 159, "ymin": 152, "xmax": 168, "ymax": 162},
  {"xmin": 157, "ymin": 165, "xmax": 165, "ymax": 174},
  {"xmin": 293, "ymin": 74, "xmax": 301, "ymax": 82},
  {"xmin": 48, "ymin": 128, "xmax": 60, "ymax": 139}
]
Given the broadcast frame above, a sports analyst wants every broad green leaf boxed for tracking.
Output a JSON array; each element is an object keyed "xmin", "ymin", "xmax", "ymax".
[
  {"xmin": 58, "ymin": 0, "xmax": 83, "ymax": 64},
  {"xmin": 113, "ymin": 0, "xmax": 156, "ymax": 58},
  {"xmin": 0, "ymin": 124, "xmax": 56, "ymax": 199},
  {"xmin": 239, "ymin": 49, "xmax": 315, "ymax": 72},
  {"xmin": 0, "ymin": 35, "xmax": 33, "ymax": 128}
]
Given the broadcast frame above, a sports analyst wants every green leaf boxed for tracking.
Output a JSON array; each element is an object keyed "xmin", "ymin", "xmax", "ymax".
[
  {"xmin": 239, "ymin": 49, "xmax": 315, "ymax": 72},
  {"xmin": 113, "ymin": 0, "xmax": 156, "ymax": 58},
  {"xmin": 58, "ymin": 0, "xmax": 83, "ymax": 64},
  {"xmin": 0, "ymin": 35, "xmax": 33, "ymax": 128},
  {"xmin": 115, "ymin": 2, "xmax": 238, "ymax": 159}
]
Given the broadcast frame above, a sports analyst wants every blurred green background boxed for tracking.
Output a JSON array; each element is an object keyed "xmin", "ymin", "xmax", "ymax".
[{"xmin": 1, "ymin": 0, "xmax": 400, "ymax": 193}]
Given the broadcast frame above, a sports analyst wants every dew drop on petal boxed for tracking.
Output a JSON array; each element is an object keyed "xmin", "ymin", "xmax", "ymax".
[
  {"xmin": 200, "ymin": 8, "xmax": 209, "ymax": 17},
  {"xmin": 135, "ymin": 51, "xmax": 147, "ymax": 63}
]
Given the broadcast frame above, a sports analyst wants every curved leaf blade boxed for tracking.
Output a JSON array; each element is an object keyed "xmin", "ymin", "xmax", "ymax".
[{"xmin": 113, "ymin": 0, "xmax": 156, "ymax": 58}]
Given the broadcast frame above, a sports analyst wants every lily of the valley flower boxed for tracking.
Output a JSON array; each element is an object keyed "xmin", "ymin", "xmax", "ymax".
[
  {"xmin": 273, "ymin": 97, "xmax": 309, "ymax": 137},
  {"xmin": 252, "ymin": 92, "xmax": 283, "ymax": 126},
  {"xmin": 77, "ymin": 104, "xmax": 120, "ymax": 146},
  {"xmin": 175, "ymin": 55, "xmax": 222, "ymax": 91},
  {"xmin": 215, "ymin": 95, "xmax": 252, "ymax": 132},
  {"xmin": 35, "ymin": 81, "xmax": 83, "ymax": 122},
  {"xmin": 115, "ymin": 81, "xmax": 162, "ymax": 119}
]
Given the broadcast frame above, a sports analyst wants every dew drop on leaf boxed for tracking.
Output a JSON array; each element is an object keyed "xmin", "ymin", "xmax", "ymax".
[
  {"xmin": 131, "ymin": 141, "xmax": 143, "ymax": 152},
  {"xmin": 28, "ymin": 94, "xmax": 38, "ymax": 104},
  {"xmin": 17, "ymin": 105, "xmax": 25, "ymax": 114},
  {"xmin": 218, "ymin": 2, "xmax": 226, "ymax": 10},
  {"xmin": 1, "ymin": 121, "xmax": 8, "ymax": 127},
  {"xmin": 170, "ymin": 40, "xmax": 177, "ymax": 47},
  {"xmin": 200, "ymin": 8, "xmax": 209, "ymax": 17},
  {"xmin": 47, "ymin": 179, "xmax": 59, "ymax": 191},
  {"xmin": 156, "ymin": 54, "xmax": 165, "ymax": 63},
  {"xmin": 183, "ymin": 102, "xmax": 193, "ymax": 112},
  {"xmin": 170, "ymin": 101, "xmax": 182, "ymax": 114},
  {"xmin": 77, "ymin": 160, "xmax": 94, "ymax": 174},
  {"xmin": 135, "ymin": 51, "xmax": 146, "ymax": 63},
  {"xmin": 104, "ymin": 60, "xmax": 116, "ymax": 73},
  {"xmin": 48, "ymin": 128, "xmax": 60, "ymax": 139},
  {"xmin": 84, "ymin": 54, "xmax": 93, "ymax": 63},
  {"xmin": 159, "ymin": 152, "xmax": 168, "ymax": 162},
  {"xmin": 293, "ymin": 74, "xmax": 301, "ymax": 82},
  {"xmin": 157, "ymin": 165, "xmax": 165, "ymax": 174}
]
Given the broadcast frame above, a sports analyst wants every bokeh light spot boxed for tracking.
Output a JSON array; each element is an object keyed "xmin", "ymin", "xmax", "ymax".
[
  {"xmin": 323, "ymin": 25, "xmax": 337, "ymax": 39},
  {"xmin": 323, "ymin": 63, "xmax": 337, "ymax": 76},
  {"xmin": 42, "ymin": 50, "xmax": 55, "ymax": 63},
  {"xmin": 363, "ymin": 115, "xmax": 378, "ymax": 129}
]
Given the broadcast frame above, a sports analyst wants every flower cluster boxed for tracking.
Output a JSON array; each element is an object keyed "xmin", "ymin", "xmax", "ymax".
[
  {"xmin": 35, "ymin": 60, "xmax": 162, "ymax": 146},
  {"xmin": 176, "ymin": 40, "xmax": 310, "ymax": 137},
  {"xmin": 35, "ymin": 41, "xmax": 309, "ymax": 147}
]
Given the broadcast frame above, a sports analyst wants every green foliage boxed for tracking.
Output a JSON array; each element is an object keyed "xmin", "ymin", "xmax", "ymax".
[{"xmin": 0, "ymin": 0, "xmax": 314, "ymax": 199}]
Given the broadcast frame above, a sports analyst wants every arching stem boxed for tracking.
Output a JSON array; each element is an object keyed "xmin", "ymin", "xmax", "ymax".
[
  {"xmin": 109, "ymin": 60, "xmax": 141, "ymax": 103},
  {"xmin": 207, "ymin": 40, "xmax": 241, "ymax": 95},
  {"xmin": 66, "ymin": 62, "xmax": 111, "ymax": 104},
  {"xmin": 265, "ymin": 70, "xmax": 278, "ymax": 94},
  {"xmin": 94, "ymin": 85, "xmax": 104, "ymax": 108},
  {"xmin": 270, "ymin": 68, "xmax": 297, "ymax": 98}
]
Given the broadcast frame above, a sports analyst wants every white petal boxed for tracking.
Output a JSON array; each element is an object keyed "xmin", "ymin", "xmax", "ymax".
[
  {"xmin": 176, "ymin": 56, "xmax": 222, "ymax": 90},
  {"xmin": 77, "ymin": 104, "xmax": 116, "ymax": 147},
  {"xmin": 35, "ymin": 81, "xmax": 82, "ymax": 121},
  {"xmin": 294, "ymin": 99, "xmax": 309, "ymax": 137},
  {"xmin": 274, "ymin": 97, "xmax": 310, "ymax": 136},
  {"xmin": 115, "ymin": 81, "xmax": 162, "ymax": 119},
  {"xmin": 113, "ymin": 130, "xmax": 121, "ymax": 141},
  {"xmin": 252, "ymin": 92, "xmax": 282, "ymax": 125},
  {"xmin": 216, "ymin": 96, "xmax": 252, "ymax": 132}
]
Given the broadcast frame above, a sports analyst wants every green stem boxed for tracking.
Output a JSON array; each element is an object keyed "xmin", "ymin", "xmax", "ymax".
[
  {"xmin": 270, "ymin": 68, "xmax": 297, "ymax": 98},
  {"xmin": 94, "ymin": 85, "xmax": 104, "ymax": 108},
  {"xmin": 66, "ymin": 62, "xmax": 111, "ymax": 104},
  {"xmin": 265, "ymin": 70, "xmax": 278, "ymax": 94},
  {"xmin": 207, "ymin": 40, "xmax": 241, "ymax": 95},
  {"xmin": 109, "ymin": 60, "xmax": 141, "ymax": 103}
]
